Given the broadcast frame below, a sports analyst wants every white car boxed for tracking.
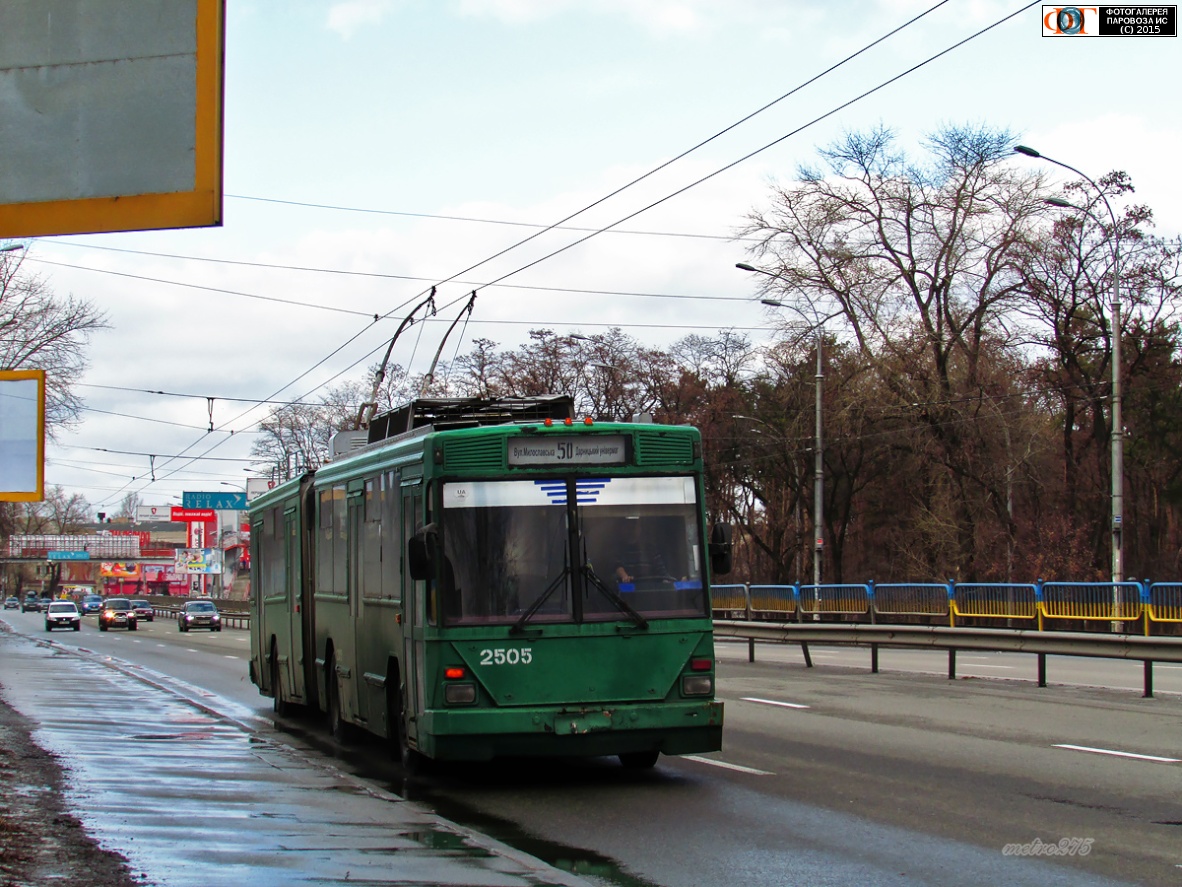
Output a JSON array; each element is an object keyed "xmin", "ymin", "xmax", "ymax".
[{"xmin": 45, "ymin": 601, "xmax": 81, "ymax": 632}]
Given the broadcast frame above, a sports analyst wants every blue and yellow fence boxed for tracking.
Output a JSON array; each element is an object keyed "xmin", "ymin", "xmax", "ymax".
[{"xmin": 711, "ymin": 580, "xmax": 1182, "ymax": 635}]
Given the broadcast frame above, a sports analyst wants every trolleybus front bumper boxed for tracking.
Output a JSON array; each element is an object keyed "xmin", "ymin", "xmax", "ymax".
[{"xmin": 416, "ymin": 699, "xmax": 723, "ymax": 762}]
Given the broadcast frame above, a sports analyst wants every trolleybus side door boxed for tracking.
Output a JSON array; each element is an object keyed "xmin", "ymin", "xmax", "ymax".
[
  {"xmin": 346, "ymin": 486, "xmax": 366, "ymax": 723},
  {"xmin": 284, "ymin": 506, "xmax": 304, "ymax": 701},
  {"xmin": 401, "ymin": 482, "xmax": 424, "ymax": 745}
]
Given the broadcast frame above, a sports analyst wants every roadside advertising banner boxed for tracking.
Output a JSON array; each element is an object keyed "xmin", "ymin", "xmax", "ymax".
[{"xmin": 175, "ymin": 548, "xmax": 223, "ymax": 574}]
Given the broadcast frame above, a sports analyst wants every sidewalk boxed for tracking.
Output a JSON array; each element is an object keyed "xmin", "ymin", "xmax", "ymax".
[{"xmin": 0, "ymin": 624, "xmax": 592, "ymax": 887}]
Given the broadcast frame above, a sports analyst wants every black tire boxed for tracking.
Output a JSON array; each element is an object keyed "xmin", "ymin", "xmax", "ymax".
[
  {"xmin": 325, "ymin": 657, "xmax": 350, "ymax": 743},
  {"xmin": 73, "ymin": 624, "xmax": 80, "ymax": 631},
  {"xmin": 129, "ymin": 622, "xmax": 137, "ymax": 631},
  {"xmin": 100, "ymin": 623, "xmax": 108, "ymax": 632},
  {"xmin": 389, "ymin": 682, "xmax": 427, "ymax": 774},
  {"xmin": 619, "ymin": 751, "xmax": 659, "ymax": 770},
  {"xmin": 270, "ymin": 650, "xmax": 290, "ymax": 717},
  {"xmin": 179, "ymin": 622, "xmax": 187, "ymax": 632},
  {"xmin": 44, "ymin": 625, "xmax": 52, "ymax": 632}
]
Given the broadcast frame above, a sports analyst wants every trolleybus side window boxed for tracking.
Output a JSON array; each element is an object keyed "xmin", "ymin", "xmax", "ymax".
[
  {"xmin": 265, "ymin": 506, "xmax": 285, "ymax": 600},
  {"xmin": 362, "ymin": 477, "xmax": 382, "ymax": 600},
  {"xmin": 317, "ymin": 486, "xmax": 348, "ymax": 595},
  {"xmin": 317, "ymin": 490, "xmax": 333, "ymax": 593},
  {"xmin": 380, "ymin": 471, "xmax": 399, "ymax": 602},
  {"xmin": 332, "ymin": 485, "xmax": 347, "ymax": 595}
]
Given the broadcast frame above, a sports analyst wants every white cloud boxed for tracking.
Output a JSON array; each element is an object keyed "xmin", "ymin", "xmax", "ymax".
[
  {"xmin": 326, "ymin": 0, "xmax": 395, "ymax": 39},
  {"xmin": 1021, "ymin": 115, "xmax": 1182, "ymax": 237},
  {"xmin": 453, "ymin": 0, "xmax": 707, "ymax": 34}
]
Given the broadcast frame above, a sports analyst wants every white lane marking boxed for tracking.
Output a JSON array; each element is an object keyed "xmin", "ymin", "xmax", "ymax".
[
  {"xmin": 1054, "ymin": 744, "xmax": 1181, "ymax": 764},
  {"xmin": 223, "ymin": 655, "xmax": 239, "ymax": 660},
  {"xmin": 682, "ymin": 755, "xmax": 774, "ymax": 775},
  {"xmin": 966, "ymin": 664, "xmax": 1015, "ymax": 670},
  {"xmin": 741, "ymin": 696, "xmax": 810, "ymax": 709}
]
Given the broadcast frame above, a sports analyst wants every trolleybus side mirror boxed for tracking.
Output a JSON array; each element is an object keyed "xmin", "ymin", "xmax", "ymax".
[
  {"xmin": 709, "ymin": 522, "xmax": 733, "ymax": 575},
  {"xmin": 407, "ymin": 525, "xmax": 437, "ymax": 581}
]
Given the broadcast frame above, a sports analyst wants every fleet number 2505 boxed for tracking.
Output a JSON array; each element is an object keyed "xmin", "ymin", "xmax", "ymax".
[{"xmin": 479, "ymin": 647, "xmax": 533, "ymax": 665}]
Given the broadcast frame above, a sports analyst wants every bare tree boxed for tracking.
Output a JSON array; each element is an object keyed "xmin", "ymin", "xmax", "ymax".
[
  {"xmin": 116, "ymin": 491, "xmax": 141, "ymax": 521},
  {"xmin": 0, "ymin": 249, "xmax": 108, "ymax": 435},
  {"xmin": 741, "ymin": 124, "xmax": 1047, "ymax": 579},
  {"xmin": 249, "ymin": 367, "xmax": 415, "ymax": 479}
]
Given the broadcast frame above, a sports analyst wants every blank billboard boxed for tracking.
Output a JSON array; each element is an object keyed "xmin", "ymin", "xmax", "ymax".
[
  {"xmin": 0, "ymin": 0, "xmax": 224, "ymax": 238},
  {"xmin": 0, "ymin": 370, "xmax": 45, "ymax": 502}
]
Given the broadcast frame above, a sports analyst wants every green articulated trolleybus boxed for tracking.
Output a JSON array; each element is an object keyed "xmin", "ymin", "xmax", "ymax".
[{"xmin": 248, "ymin": 395, "xmax": 732, "ymax": 769}]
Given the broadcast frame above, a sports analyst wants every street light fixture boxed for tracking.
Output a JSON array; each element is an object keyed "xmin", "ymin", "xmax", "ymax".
[
  {"xmin": 736, "ymin": 262, "xmax": 826, "ymax": 590},
  {"xmin": 1015, "ymin": 145, "xmax": 1124, "ymax": 587}
]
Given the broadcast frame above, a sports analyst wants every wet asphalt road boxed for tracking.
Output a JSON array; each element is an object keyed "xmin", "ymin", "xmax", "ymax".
[
  {"xmin": 0, "ymin": 621, "xmax": 591, "ymax": 887},
  {"xmin": 2, "ymin": 610, "xmax": 1180, "ymax": 886}
]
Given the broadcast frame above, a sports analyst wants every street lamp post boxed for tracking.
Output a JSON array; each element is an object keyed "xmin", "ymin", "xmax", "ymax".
[
  {"xmin": 736, "ymin": 262, "xmax": 825, "ymax": 590},
  {"xmin": 1014, "ymin": 146, "xmax": 1124, "ymax": 588}
]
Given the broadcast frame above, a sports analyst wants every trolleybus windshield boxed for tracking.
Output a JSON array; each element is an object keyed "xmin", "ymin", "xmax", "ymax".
[{"xmin": 439, "ymin": 476, "xmax": 707, "ymax": 626}]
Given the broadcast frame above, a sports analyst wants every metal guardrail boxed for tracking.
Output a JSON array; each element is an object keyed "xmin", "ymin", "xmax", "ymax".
[
  {"xmin": 712, "ymin": 620, "xmax": 1182, "ymax": 698},
  {"xmin": 712, "ymin": 580, "xmax": 1182, "ymax": 633}
]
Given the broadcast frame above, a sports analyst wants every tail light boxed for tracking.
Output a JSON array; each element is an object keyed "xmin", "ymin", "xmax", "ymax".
[
  {"xmin": 683, "ymin": 658, "xmax": 713, "ymax": 696},
  {"xmin": 443, "ymin": 665, "xmax": 475, "ymax": 704}
]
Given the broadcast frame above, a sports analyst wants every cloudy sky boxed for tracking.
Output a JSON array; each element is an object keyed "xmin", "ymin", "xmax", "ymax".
[{"xmin": 6, "ymin": 0, "xmax": 1181, "ymax": 513}]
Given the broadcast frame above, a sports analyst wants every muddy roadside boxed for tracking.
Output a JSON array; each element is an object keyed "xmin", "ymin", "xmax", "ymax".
[{"xmin": 0, "ymin": 692, "xmax": 144, "ymax": 887}]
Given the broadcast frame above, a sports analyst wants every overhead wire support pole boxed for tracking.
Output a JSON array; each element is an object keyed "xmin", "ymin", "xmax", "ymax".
[
  {"xmin": 356, "ymin": 288, "xmax": 437, "ymax": 429},
  {"xmin": 1014, "ymin": 146, "xmax": 1123, "ymax": 592},
  {"xmin": 736, "ymin": 262, "xmax": 832, "ymax": 593}
]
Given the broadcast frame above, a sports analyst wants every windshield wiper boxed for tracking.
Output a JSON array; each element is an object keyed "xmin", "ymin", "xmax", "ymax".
[
  {"xmin": 583, "ymin": 565, "xmax": 648, "ymax": 630},
  {"xmin": 510, "ymin": 567, "xmax": 569, "ymax": 634}
]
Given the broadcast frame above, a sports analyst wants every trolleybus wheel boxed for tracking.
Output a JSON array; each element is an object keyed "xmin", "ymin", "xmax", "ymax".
[
  {"xmin": 271, "ymin": 648, "xmax": 290, "ymax": 717},
  {"xmin": 619, "ymin": 750, "xmax": 659, "ymax": 770},
  {"xmin": 389, "ymin": 683, "xmax": 426, "ymax": 775},
  {"xmin": 326, "ymin": 656, "xmax": 350, "ymax": 743}
]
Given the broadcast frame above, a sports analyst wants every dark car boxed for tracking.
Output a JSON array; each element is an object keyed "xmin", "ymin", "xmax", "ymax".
[
  {"xmin": 3, "ymin": 596, "xmax": 17, "ymax": 610},
  {"xmin": 21, "ymin": 594, "xmax": 42, "ymax": 613},
  {"xmin": 98, "ymin": 598, "xmax": 137, "ymax": 631},
  {"xmin": 45, "ymin": 601, "xmax": 81, "ymax": 632},
  {"xmin": 129, "ymin": 599, "xmax": 154, "ymax": 622},
  {"xmin": 80, "ymin": 594, "xmax": 104, "ymax": 615},
  {"xmin": 178, "ymin": 599, "xmax": 221, "ymax": 632}
]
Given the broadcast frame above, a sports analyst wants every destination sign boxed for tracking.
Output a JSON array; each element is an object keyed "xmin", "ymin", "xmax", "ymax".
[{"xmin": 507, "ymin": 435, "xmax": 628, "ymax": 467}]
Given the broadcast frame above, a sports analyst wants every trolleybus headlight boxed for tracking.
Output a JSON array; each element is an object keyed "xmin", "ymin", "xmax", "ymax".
[
  {"xmin": 445, "ymin": 683, "xmax": 477, "ymax": 704},
  {"xmin": 681, "ymin": 674, "xmax": 713, "ymax": 696}
]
